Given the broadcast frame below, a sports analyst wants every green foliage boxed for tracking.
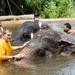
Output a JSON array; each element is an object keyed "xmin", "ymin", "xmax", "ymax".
[
  {"xmin": 24, "ymin": 0, "xmax": 43, "ymax": 15},
  {"xmin": 3, "ymin": 0, "xmax": 75, "ymax": 18},
  {"xmin": 43, "ymin": 1, "xmax": 59, "ymax": 18},
  {"xmin": 24, "ymin": 0, "xmax": 75, "ymax": 18},
  {"xmin": 40, "ymin": 0, "xmax": 75, "ymax": 18}
]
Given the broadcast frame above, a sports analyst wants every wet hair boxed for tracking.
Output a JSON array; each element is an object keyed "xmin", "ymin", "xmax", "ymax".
[
  {"xmin": 64, "ymin": 23, "xmax": 71, "ymax": 29},
  {"xmin": 2, "ymin": 29, "xmax": 12, "ymax": 35},
  {"xmin": 41, "ymin": 22, "xmax": 49, "ymax": 29}
]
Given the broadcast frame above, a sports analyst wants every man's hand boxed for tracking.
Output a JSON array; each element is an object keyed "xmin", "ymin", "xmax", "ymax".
[
  {"xmin": 23, "ymin": 41, "xmax": 29, "ymax": 47},
  {"xmin": 14, "ymin": 54, "xmax": 25, "ymax": 61}
]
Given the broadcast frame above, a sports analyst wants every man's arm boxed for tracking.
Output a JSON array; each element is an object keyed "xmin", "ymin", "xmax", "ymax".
[
  {"xmin": 13, "ymin": 41, "xmax": 29, "ymax": 50},
  {"xmin": 68, "ymin": 30, "xmax": 75, "ymax": 35},
  {"xmin": 2, "ymin": 54, "xmax": 25, "ymax": 61}
]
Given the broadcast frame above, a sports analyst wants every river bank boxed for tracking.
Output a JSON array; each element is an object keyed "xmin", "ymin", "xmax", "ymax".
[{"xmin": 1, "ymin": 18, "xmax": 75, "ymax": 27}]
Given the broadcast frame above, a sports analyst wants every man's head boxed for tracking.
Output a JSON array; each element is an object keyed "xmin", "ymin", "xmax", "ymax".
[
  {"xmin": 41, "ymin": 22, "xmax": 49, "ymax": 30},
  {"xmin": 34, "ymin": 17, "xmax": 39, "ymax": 25},
  {"xmin": 63, "ymin": 23, "xmax": 71, "ymax": 33},
  {"xmin": 2, "ymin": 29, "xmax": 12, "ymax": 42}
]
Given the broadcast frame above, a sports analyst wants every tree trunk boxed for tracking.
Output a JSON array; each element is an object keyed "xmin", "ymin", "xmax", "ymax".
[{"xmin": 0, "ymin": 14, "xmax": 34, "ymax": 21}]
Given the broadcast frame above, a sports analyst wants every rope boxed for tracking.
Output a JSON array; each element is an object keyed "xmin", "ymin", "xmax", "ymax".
[{"xmin": 10, "ymin": 0, "xmax": 25, "ymax": 15}]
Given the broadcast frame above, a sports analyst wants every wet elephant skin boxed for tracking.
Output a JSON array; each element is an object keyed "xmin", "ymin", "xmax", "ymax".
[
  {"xmin": 11, "ymin": 21, "xmax": 40, "ymax": 42},
  {"xmin": 14, "ymin": 30, "xmax": 75, "ymax": 67}
]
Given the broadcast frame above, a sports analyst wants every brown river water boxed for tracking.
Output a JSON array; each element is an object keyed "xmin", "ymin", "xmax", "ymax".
[{"xmin": 1, "ymin": 22, "xmax": 75, "ymax": 75}]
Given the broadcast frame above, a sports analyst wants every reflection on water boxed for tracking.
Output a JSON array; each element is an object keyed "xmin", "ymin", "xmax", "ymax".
[
  {"xmin": 55, "ymin": 55, "xmax": 75, "ymax": 75},
  {"xmin": 1, "ymin": 23, "xmax": 75, "ymax": 75},
  {"xmin": 0, "ymin": 56, "xmax": 74, "ymax": 75}
]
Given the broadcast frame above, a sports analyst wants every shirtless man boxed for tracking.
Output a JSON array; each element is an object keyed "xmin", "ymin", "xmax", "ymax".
[
  {"xmin": 34, "ymin": 17, "xmax": 41, "ymax": 27},
  {"xmin": 63, "ymin": 23, "xmax": 75, "ymax": 35},
  {"xmin": 31, "ymin": 17, "xmax": 41, "ymax": 39}
]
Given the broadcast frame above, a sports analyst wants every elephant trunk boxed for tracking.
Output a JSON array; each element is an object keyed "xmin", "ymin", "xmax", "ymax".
[
  {"xmin": 14, "ymin": 46, "xmax": 35, "ymax": 68},
  {"xmin": 19, "ymin": 46, "xmax": 35, "ymax": 59}
]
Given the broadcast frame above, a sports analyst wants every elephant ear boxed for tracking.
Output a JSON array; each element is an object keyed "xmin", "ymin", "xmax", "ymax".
[
  {"xmin": 58, "ymin": 34, "xmax": 75, "ymax": 47},
  {"xmin": 40, "ymin": 35, "xmax": 61, "ymax": 55},
  {"xmin": 41, "ymin": 36, "xmax": 59, "ymax": 49}
]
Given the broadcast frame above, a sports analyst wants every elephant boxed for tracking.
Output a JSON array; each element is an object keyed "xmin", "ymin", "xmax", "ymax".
[
  {"xmin": 14, "ymin": 29, "xmax": 75, "ymax": 67},
  {"xmin": 11, "ymin": 21, "xmax": 40, "ymax": 42}
]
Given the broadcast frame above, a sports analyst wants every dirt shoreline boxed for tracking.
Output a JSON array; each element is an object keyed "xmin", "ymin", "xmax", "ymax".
[{"xmin": 1, "ymin": 18, "xmax": 75, "ymax": 27}]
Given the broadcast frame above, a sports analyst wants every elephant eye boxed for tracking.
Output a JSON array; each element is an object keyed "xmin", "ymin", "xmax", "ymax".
[{"xmin": 36, "ymin": 49, "xmax": 45, "ymax": 57}]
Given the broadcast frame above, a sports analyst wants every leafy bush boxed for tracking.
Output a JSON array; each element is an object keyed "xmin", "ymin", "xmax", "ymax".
[
  {"xmin": 3, "ymin": 0, "xmax": 75, "ymax": 18},
  {"xmin": 40, "ymin": 0, "xmax": 75, "ymax": 18}
]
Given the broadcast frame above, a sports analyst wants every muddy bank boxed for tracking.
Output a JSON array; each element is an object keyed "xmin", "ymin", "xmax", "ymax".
[
  {"xmin": 40, "ymin": 18, "xmax": 75, "ymax": 24},
  {"xmin": 1, "ymin": 18, "xmax": 75, "ymax": 27},
  {"xmin": 1, "ymin": 20, "xmax": 34, "ymax": 27}
]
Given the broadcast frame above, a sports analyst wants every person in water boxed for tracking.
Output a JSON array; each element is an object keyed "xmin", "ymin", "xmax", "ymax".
[
  {"xmin": 31, "ymin": 21, "xmax": 50, "ymax": 39},
  {"xmin": 63, "ymin": 23, "xmax": 75, "ymax": 34},
  {"xmin": 0, "ymin": 29, "xmax": 29, "ymax": 64},
  {"xmin": 40, "ymin": 21, "xmax": 50, "ymax": 30}
]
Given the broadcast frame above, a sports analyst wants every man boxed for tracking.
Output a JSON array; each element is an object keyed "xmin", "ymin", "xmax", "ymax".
[
  {"xmin": 41, "ymin": 21, "xmax": 50, "ymax": 30},
  {"xmin": 31, "ymin": 21, "xmax": 50, "ymax": 39},
  {"xmin": 30, "ymin": 17, "xmax": 41, "ymax": 39},
  {"xmin": 34, "ymin": 17, "xmax": 41, "ymax": 27},
  {"xmin": 0, "ymin": 29, "xmax": 28, "ymax": 64},
  {"xmin": 63, "ymin": 23, "xmax": 75, "ymax": 34}
]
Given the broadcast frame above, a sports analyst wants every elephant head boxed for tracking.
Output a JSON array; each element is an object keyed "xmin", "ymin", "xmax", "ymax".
[
  {"xmin": 14, "ymin": 30, "xmax": 75, "ymax": 67},
  {"xmin": 11, "ymin": 21, "xmax": 40, "ymax": 42}
]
